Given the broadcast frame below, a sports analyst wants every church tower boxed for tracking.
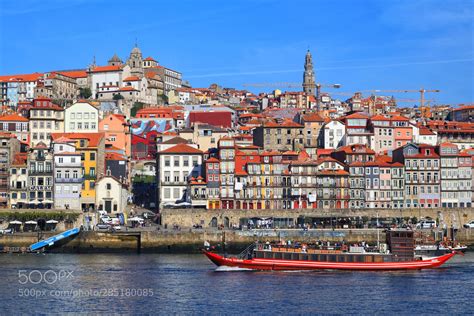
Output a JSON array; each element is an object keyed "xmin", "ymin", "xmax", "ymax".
[
  {"xmin": 126, "ymin": 44, "xmax": 144, "ymax": 77},
  {"xmin": 303, "ymin": 50, "xmax": 316, "ymax": 96}
]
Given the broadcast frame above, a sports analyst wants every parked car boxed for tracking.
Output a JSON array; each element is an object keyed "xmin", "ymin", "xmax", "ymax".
[
  {"xmin": 96, "ymin": 224, "xmax": 111, "ymax": 231},
  {"xmin": 416, "ymin": 219, "xmax": 437, "ymax": 229},
  {"xmin": 100, "ymin": 216, "xmax": 112, "ymax": 224},
  {"xmin": 98, "ymin": 210, "xmax": 108, "ymax": 217},
  {"xmin": 463, "ymin": 220, "xmax": 474, "ymax": 229}
]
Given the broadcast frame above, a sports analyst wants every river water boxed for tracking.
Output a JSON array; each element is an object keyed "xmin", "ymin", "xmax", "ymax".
[{"xmin": 0, "ymin": 252, "xmax": 472, "ymax": 315}]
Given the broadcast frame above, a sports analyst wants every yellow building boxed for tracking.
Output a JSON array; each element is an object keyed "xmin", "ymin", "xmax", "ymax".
[{"xmin": 51, "ymin": 133, "xmax": 105, "ymax": 211}]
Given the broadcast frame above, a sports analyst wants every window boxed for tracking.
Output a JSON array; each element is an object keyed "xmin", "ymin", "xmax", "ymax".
[
  {"xmin": 106, "ymin": 183, "xmax": 111, "ymax": 190},
  {"xmin": 164, "ymin": 157, "xmax": 170, "ymax": 167},
  {"xmin": 90, "ymin": 153, "xmax": 96, "ymax": 161},
  {"xmin": 174, "ymin": 157, "xmax": 179, "ymax": 167},
  {"xmin": 164, "ymin": 188, "xmax": 170, "ymax": 199},
  {"xmin": 90, "ymin": 167, "xmax": 95, "ymax": 176},
  {"xmin": 77, "ymin": 122, "xmax": 82, "ymax": 129}
]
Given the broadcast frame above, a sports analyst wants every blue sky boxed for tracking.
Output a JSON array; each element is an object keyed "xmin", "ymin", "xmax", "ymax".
[{"xmin": 0, "ymin": 0, "xmax": 472, "ymax": 105}]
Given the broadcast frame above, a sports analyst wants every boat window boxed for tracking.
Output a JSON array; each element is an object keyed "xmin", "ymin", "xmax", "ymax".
[
  {"xmin": 283, "ymin": 253, "xmax": 291, "ymax": 260},
  {"xmin": 310, "ymin": 254, "xmax": 317, "ymax": 261},
  {"xmin": 356, "ymin": 255, "xmax": 364, "ymax": 262},
  {"xmin": 320, "ymin": 254, "xmax": 327, "ymax": 262},
  {"xmin": 337, "ymin": 255, "xmax": 345, "ymax": 262},
  {"xmin": 292, "ymin": 253, "xmax": 299, "ymax": 260},
  {"xmin": 274, "ymin": 252, "xmax": 282, "ymax": 260},
  {"xmin": 329, "ymin": 255, "xmax": 337, "ymax": 262},
  {"xmin": 347, "ymin": 255, "xmax": 353, "ymax": 262},
  {"xmin": 264, "ymin": 252, "xmax": 273, "ymax": 259},
  {"xmin": 300, "ymin": 254, "xmax": 308, "ymax": 261}
]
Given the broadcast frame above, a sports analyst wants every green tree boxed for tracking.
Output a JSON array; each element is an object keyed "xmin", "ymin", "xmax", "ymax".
[
  {"xmin": 79, "ymin": 87, "xmax": 92, "ymax": 99},
  {"xmin": 131, "ymin": 102, "xmax": 145, "ymax": 117},
  {"xmin": 113, "ymin": 94, "xmax": 124, "ymax": 101}
]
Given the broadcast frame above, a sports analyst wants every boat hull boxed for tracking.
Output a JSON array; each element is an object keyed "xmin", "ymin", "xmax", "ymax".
[{"xmin": 203, "ymin": 251, "xmax": 456, "ymax": 271}]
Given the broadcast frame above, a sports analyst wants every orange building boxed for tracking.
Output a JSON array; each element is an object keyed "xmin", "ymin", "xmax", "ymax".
[{"xmin": 99, "ymin": 114, "xmax": 131, "ymax": 157}]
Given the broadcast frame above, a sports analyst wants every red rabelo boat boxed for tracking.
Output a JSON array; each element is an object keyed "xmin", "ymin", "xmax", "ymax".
[{"xmin": 204, "ymin": 230, "xmax": 458, "ymax": 271}]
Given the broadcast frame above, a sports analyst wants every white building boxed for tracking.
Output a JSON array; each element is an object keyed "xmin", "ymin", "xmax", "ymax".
[
  {"xmin": 52, "ymin": 137, "xmax": 82, "ymax": 210},
  {"xmin": 324, "ymin": 120, "xmax": 346, "ymax": 149},
  {"xmin": 88, "ymin": 64, "xmax": 131, "ymax": 99},
  {"xmin": 157, "ymin": 143, "xmax": 203, "ymax": 208},
  {"xmin": 412, "ymin": 124, "xmax": 437, "ymax": 145},
  {"xmin": 64, "ymin": 101, "xmax": 99, "ymax": 133},
  {"xmin": 95, "ymin": 175, "xmax": 128, "ymax": 214}
]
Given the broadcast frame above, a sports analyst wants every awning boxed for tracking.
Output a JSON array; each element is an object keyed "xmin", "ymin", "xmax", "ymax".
[
  {"xmin": 9, "ymin": 220, "xmax": 22, "ymax": 225},
  {"xmin": 46, "ymin": 220, "xmax": 59, "ymax": 224},
  {"xmin": 25, "ymin": 220, "xmax": 37, "ymax": 225}
]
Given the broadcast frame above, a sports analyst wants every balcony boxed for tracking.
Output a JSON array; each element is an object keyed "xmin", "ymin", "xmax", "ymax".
[
  {"xmin": 29, "ymin": 170, "xmax": 52, "ymax": 176},
  {"xmin": 84, "ymin": 174, "xmax": 96, "ymax": 180},
  {"xmin": 55, "ymin": 177, "xmax": 84, "ymax": 183}
]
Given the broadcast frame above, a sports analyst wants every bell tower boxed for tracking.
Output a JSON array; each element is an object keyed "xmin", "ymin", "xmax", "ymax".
[{"xmin": 303, "ymin": 50, "xmax": 316, "ymax": 96}]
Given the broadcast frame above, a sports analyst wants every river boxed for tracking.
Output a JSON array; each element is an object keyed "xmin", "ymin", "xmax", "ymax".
[{"xmin": 0, "ymin": 252, "xmax": 473, "ymax": 314}]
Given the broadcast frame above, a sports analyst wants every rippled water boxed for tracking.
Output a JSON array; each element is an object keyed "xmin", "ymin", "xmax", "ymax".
[{"xmin": 0, "ymin": 252, "xmax": 473, "ymax": 314}]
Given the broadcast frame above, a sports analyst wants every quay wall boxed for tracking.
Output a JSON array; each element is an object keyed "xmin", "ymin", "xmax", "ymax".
[
  {"xmin": 2, "ymin": 228, "xmax": 474, "ymax": 254},
  {"xmin": 161, "ymin": 208, "xmax": 474, "ymax": 229}
]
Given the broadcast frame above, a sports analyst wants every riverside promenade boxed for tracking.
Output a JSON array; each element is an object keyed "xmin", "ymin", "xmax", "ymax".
[{"xmin": 1, "ymin": 208, "xmax": 474, "ymax": 253}]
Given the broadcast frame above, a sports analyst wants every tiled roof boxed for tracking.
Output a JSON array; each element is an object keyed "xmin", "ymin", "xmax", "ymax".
[
  {"xmin": 302, "ymin": 112, "xmax": 325, "ymax": 122},
  {"xmin": 89, "ymin": 65, "xmax": 123, "ymax": 73},
  {"xmin": 0, "ymin": 72, "xmax": 43, "ymax": 82},
  {"xmin": 0, "ymin": 113, "xmax": 28, "ymax": 122},
  {"xmin": 51, "ymin": 133, "xmax": 104, "ymax": 147},
  {"xmin": 123, "ymin": 76, "xmax": 140, "ymax": 82},
  {"xmin": 158, "ymin": 143, "xmax": 203, "ymax": 154}
]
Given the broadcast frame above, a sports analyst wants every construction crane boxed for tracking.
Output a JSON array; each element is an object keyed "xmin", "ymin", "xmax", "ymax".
[{"xmin": 357, "ymin": 88, "xmax": 440, "ymax": 108}]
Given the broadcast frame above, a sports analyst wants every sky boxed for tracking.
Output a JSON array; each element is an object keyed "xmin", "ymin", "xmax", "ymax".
[{"xmin": 0, "ymin": 0, "xmax": 473, "ymax": 105}]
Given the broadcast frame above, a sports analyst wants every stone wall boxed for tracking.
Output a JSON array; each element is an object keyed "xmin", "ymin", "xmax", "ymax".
[{"xmin": 161, "ymin": 208, "xmax": 474, "ymax": 229}]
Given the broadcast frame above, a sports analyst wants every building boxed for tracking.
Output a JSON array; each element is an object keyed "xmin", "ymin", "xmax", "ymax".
[
  {"xmin": 0, "ymin": 133, "xmax": 20, "ymax": 207},
  {"xmin": 52, "ymin": 137, "xmax": 83, "ymax": 210},
  {"xmin": 205, "ymin": 157, "xmax": 221, "ymax": 209},
  {"xmin": 95, "ymin": 175, "xmax": 129, "ymax": 214},
  {"xmin": 393, "ymin": 144, "xmax": 440, "ymax": 208},
  {"xmin": 0, "ymin": 113, "xmax": 29, "ymax": 143},
  {"xmin": 253, "ymin": 119, "xmax": 304, "ymax": 151},
  {"xmin": 156, "ymin": 143, "xmax": 203, "ymax": 209},
  {"xmin": 64, "ymin": 101, "xmax": 99, "ymax": 133},
  {"xmin": 343, "ymin": 112, "xmax": 372, "ymax": 147},
  {"xmin": 8, "ymin": 153, "xmax": 28, "ymax": 209},
  {"xmin": 27, "ymin": 142, "xmax": 54, "ymax": 209},
  {"xmin": 29, "ymin": 97, "xmax": 64, "ymax": 147},
  {"xmin": 99, "ymin": 114, "xmax": 131, "ymax": 157},
  {"xmin": 323, "ymin": 120, "xmax": 345, "ymax": 149},
  {"xmin": 178, "ymin": 123, "xmax": 228, "ymax": 152},
  {"xmin": 88, "ymin": 64, "xmax": 131, "ymax": 99},
  {"xmin": 51, "ymin": 133, "xmax": 105, "ymax": 211},
  {"xmin": 300, "ymin": 112, "xmax": 325, "ymax": 155}
]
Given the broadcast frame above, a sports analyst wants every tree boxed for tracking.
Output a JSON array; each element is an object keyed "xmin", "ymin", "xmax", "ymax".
[
  {"xmin": 131, "ymin": 102, "xmax": 145, "ymax": 117},
  {"xmin": 158, "ymin": 93, "xmax": 168, "ymax": 105},
  {"xmin": 113, "ymin": 94, "xmax": 124, "ymax": 101},
  {"xmin": 79, "ymin": 87, "xmax": 92, "ymax": 99}
]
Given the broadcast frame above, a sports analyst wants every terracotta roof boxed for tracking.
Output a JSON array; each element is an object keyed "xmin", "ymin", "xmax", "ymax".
[
  {"xmin": 0, "ymin": 73, "xmax": 43, "ymax": 83},
  {"xmin": 0, "ymin": 113, "xmax": 28, "ymax": 122},
  {"xmin": 55, "ymin": 152, "xmax": 81, "ymax": 156},
  {"xmin": 263, "ymin": 119, "xmax": 303, "ymax": 128},
  {"xmin": 144, "ymin": 56, "xmax": 156, "ymax": 61},
  {"xmin": 53, "ymin": 136, "xmax": 75, "ymax": 144},
  {"xmin": 302, "ymin": 112, "xmax": 325, "ymax": 122},
  {"xmin": 370, "ymin": 115, "xmax": 390, "ymax": 121},
  {"xmin": 419, "ymin": 127, "xmax": 436, "ymax": 136},
  {"xmin": 50, "ymin": 133, "xmax": 104, "ymax": 147},
  {"xmin": 206, "ymin": 157, "xmax": 220, "ymax": 163},
  {"xmin": 161, "ymin": 136, "xmax": 189, "ymax": 145},
  {"xmin": 118, "ymin": 86, "xmax": 137, "ymax": 91},
  {"xmin": 89, "ymin": 65, "xmax": 122, "ymax": 73},
  {"xmin": 158, "ymin": 143, "xmax": 203, "ymax": 154},
  {"xmin": 57, "ymin": 70, "xmax": 87, "ymax": 78},
  {"xmin": 123, "ymin": 76, "xmax": 140, "ymax": 82},
  {"xmin": 345, "ymin": 112, "xmax": 369, "ymax": 119}
]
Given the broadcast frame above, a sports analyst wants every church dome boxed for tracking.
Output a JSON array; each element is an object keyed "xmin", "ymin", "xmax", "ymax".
[{"xmin": 131, "ymin": 46, "xmax": 142, "ymax": 54}]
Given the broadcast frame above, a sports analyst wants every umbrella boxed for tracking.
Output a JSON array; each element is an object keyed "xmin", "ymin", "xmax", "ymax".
[
  {"xmin": 25, "ymin": 220, "xmax": 37, "ymax": 225},
  {"xmin": 43, "ymin": 200, "xmax": 54, "ymax": 204},
  {"xmin": 46, "ymin": 219, "xmax": 59, "ymax": 224},
  {"xmin": 9, "ymin": 220, "xmax": 22, "ymax": 225}
]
